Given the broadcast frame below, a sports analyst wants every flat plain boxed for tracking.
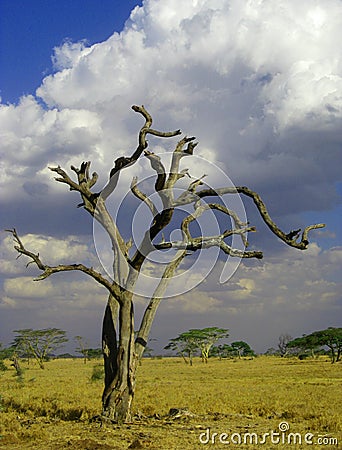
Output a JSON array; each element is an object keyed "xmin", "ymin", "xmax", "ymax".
[{"xmin": 0, "ymin": 356, "xmax": 341, "ymax": 449}]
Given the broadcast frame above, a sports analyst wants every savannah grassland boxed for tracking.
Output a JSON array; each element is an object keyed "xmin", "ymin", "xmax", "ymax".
[{"xmin": 0, "ymin": 356, "xmax": 341, "ymax": 449}]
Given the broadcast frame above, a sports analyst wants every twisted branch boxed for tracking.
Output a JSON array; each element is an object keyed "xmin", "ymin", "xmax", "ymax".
[
  {"xmin": 153, "ymin": 201, "xmax": 260, "ymax": 258},
  {"xmin": 143, "ymin": 150, "xmax": 167, "ymax": 192},
  {"xmin": 130, "ymin": 176, "xmax": 158, "ymax": 217},
  {"xmin": 181, "ymin": 202, "xmax": 250, "ymax": 246},
  {"xmin": 166, "ymin": 136, "xmax": 198, "ymax": 188},
  {"xmin": 101, "ymin": 105, "xmax": 181, "ymax": 200},
  {"xmin": 154, "ymin": 230, "xmax": 261, "ymax": 258},
  {"xmin": 49, "ymin": 162, "xmax": 98, "ymax": 214},
  {"xmin": 174, "ymin": 185, "xmax": 325, "ymax": 250},
  {"xmin": 6, "ymin": 229, "xmax": 119, "ymax": 296}
]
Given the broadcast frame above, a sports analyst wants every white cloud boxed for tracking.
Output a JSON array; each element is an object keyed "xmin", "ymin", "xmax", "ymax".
[
  {"xmin": 0, "ymin": 95, "xmax": 102, "ymax": 201},
  {"xmin": 35, "ymin": 0, "xmax": 342, "ymax": 132},
  {"xmin": 4, "ymin": 276, "xmax": 54, "ymax": 299},
  {"xmin": 0, "ymin": 231, "xmax": 108, "ymax": 313},
  {"xmin": 0, "ymin": 0, "xmax": 340, "ymax": 216},
  {"xmin": 162, "ymin": 242, "xmax": 341, "ymax": 316},
  {"xmin": 322, "ymin": 246, "xmax": 342, "ymax": 264},
  {"xmin": 164, "ymin": 290, "xmax": 224, "ymax": 314},
  {"xmin": 0, "ymin": 233, "xmax": 98, "ymax": 272},
  {"xmin": 52, "ymin": 40, "xmax": 92, "ymax": 71},
  {"xmin": 0, "ymin": 275, "xmax": 107, "ymax": 312}
]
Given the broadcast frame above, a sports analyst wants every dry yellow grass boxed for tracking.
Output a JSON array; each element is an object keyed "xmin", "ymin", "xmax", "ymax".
[{"xmin": 0, "ymin": 356, "xmax": 341, "ymax": 449}]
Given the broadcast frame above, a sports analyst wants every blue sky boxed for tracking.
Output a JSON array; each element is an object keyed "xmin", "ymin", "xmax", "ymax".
[
  {"xmin": 0, "ymin": 0, "xmax": 341, "ymax": 354},
  {"xmin": 0, "ymin": 0, "xmax": 142, "ymax": 102}
]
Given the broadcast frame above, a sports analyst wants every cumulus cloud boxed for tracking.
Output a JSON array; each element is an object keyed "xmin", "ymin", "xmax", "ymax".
[
  {"xmin": 0, "ymin": 0, "xmax": 341, "ymax": 211},
  {"xmin": 153, "ymin": 242, "xmax": 341, "ymax": 350},
  {"xmin": 4, "ymin": 277, "xmax": 54, "ymax": 299},
  {"xmin": 1, "ymin": 266, "xmax": 107, "ymax": 311},
  {"xmin": 0, "ymin": 0, "xmax": 341, "ymax": 349},
  {"xmin": 38, "ymin": 0, "xmax": 342, "ymax": 135},
  {"xmin": 0, "ymin": 232, "xmax": 99, "ymax": 275},
  {"xmin": 0, "ymin": 96, "xmax": 102, "ymax": 200},
  {"xmin": 150, "ymin": 242, "xmax": 340, "ymax": 315}
]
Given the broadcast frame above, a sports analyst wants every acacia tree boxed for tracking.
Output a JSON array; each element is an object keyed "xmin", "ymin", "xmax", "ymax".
[
  {"xmin": 12, "ymin": 328, "xmax": 68, "ymax": 369},
  {"xmin": 7, "ymin": 105, "xmax": 324, "ymax": 422},
  {"xmin": 210, "ymin": 343, "xmax": 234, "ymax": 359},
  {"xmin": 288, "ymin": 328, "xmax": 342, "ymax": 362},
  {"xmin": 165, "ymin": 328, "xmax": 229, "ymax": 364},
  {"xmin": 278, "ymin": 334, "xmax": 292, "ymax": 357},
  {"xmin": 287, "ymin": 334, "xmax": 321, "ymax": 359},
  {"xmin": 310, "ymin": 328, "xmax": 342, "ymax": 363},
  {"xmin": 75, "ymin": 335, "xmax": 89, "ymax": 364},
  {"xmin": 164, "ymin": 331, "xmax": 200, "ymax": 366},
  {"xmin": 191, "ymin": 327, "xmax": 229, "ymax": 363},
  {"xmin": 0, "ymin": 344, "xmax": 10, "ymax": 372}
]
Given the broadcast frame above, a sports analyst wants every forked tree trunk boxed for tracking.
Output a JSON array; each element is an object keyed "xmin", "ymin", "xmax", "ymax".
[
  {"xmin": 101, "ymin": 294, "xmax": 137, "ymax": 422},
  {"xmin": 38, "ymin": 360, "xmax": 45, "ymax": 369}
]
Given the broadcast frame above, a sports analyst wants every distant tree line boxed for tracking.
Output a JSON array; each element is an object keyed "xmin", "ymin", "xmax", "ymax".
[
  {"xmin": 266, "ymin": 327, "xmax": 342, "ymax": 364},
  {"xmin": 1, "ymin": 326, "xmax": 340, "ymax": 373},
  {"xmin": 287, "ymin": 327, "xmax": 342, "ymax": 363},
  {"xmin": 164, "ymin": 327, "xmax": 255, "ymax": 364},
  {"xmin": 0, "ymin": 328, "xmax": 103, "ymax": 371}
]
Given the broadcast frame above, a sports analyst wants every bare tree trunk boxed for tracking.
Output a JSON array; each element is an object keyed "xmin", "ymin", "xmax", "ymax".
[
  {"xmin": 329, "ymin": 346, "xmax": 336, "ymax": 364},
  {"xmin": 102, "ymin": 295, "xmax": 137, "ymax": 423},
  {"xmin": 11, "ymin": 355, "xmax": 22, "ymax": 377},
  {"xmin": 102, "ymin": 294, "xmax": 119, "ymax": 398},
  {"xmin": 180, "ymin": 351, "xmax": 189, "ymax": 364},
  {"xmin": 189, "ymin": 351, "xmax": 193, "ymax": 366},
  {"xmin": 38, "ymin": 360, "xmax": 45, "ymax": 369}
]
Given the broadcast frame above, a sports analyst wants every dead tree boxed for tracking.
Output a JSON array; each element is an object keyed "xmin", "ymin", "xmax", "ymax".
[
  {"xmin": 278, "ymin": 334, "xmax": 293, "ymax": 357},
  {"xmin": 7, "ymin": 105, "xmax": 324, "ymax": 423}
]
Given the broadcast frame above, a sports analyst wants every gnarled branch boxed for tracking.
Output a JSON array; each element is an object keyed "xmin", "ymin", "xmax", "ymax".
[
  {"xmin": 166, "ymin": 136, "xmax": 198, "ymax": 189},
  {"xmin": 6, "ymin": 228, "xmax": 119, "ymax": 296},
  {"xmin": 144, "ymin": 150, "xmax": 167, "ymax": 192},
  {"xmin": 174, "ymin": 185, "xmax": 325, "ymax": 250},
  {"xmin": 130, "ymin": 176, "xmax": 158, "ymax": 217},
  {"xmin": 101, "ymin": 105, "xmax": 181, "ymax": 200},
  {"xmin": 49, "ymin": 162, "xmax": 98, "ymax": 214},
  {"xmin": 154, "ymin": 226, "xmax": 260, "ymax": 258}
]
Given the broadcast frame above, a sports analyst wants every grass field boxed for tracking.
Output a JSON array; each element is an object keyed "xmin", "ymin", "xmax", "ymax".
[{"xmin": 0, "ymin": 356, "xmax": 341, "ymax": 449}]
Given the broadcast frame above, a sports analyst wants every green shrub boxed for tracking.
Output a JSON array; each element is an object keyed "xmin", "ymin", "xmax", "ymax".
[{"xmin": 90, "ymin": 364, "xmax": 104, "ymax": 382}]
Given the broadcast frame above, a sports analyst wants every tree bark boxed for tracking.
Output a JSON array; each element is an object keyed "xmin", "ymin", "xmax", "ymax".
[
  {"xmin": 11, "ymin": 356, "xmax": 22, "ymax": 377},
  {"xmin": 189, "ymin": 351, "xmax": 193, "ymax": 366},
  {"xmin": 329, "ymin": 346, "xmax": 336, "ymax": 364},
  {"xmin": 38, "ymin": 360, "xmax": 45, "ymax": 369},
  {"xmin": 102, "ymin": 294, "xmax": 137, "ymax": 423},
  {"xmin": 102, "ymin": 294, "xmax": 118, "ymax": 396}
]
